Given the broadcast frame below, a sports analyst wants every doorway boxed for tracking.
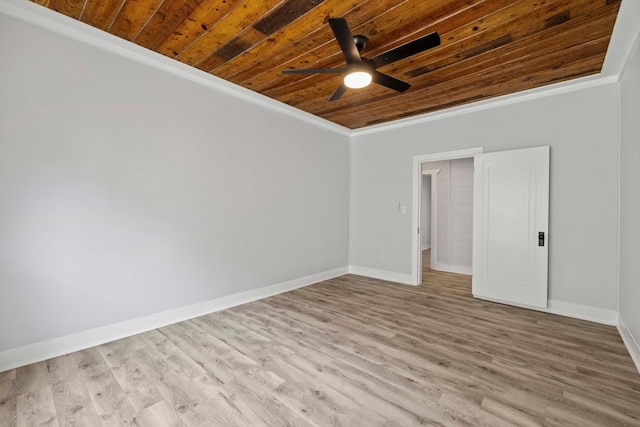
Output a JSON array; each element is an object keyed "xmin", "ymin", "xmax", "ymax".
[
  {"xmin": 420, "ymin": 158, "xmax": 474, "ymax": 284},
  {"xmin": 412, "ymin": 146, "xmax": 550, "ymax": 310},
  {"xmin": 411, "ymin": 148, "xmax": 483, "ymax": 285}
]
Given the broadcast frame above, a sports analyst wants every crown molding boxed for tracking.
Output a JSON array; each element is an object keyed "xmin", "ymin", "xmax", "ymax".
[
  {"xmin": 350, "ymin": 74, "xmax": 617, "ymax": 137},
  {"xmin": 0, "ymin": 0, "xmax": 351, "ymax": 137}
]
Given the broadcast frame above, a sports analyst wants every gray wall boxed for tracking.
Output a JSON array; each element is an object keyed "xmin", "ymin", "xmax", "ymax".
[
  {"xmin": 0, "ymin": 14, "xmax": 350, "ymax": 351},
  {"xmin": 351, "ymin": 84, "xmax": 619, "ymax": 310},
  {"xmin": 619, "ymin": 36, "xmax": 640, "ymax": 348}
]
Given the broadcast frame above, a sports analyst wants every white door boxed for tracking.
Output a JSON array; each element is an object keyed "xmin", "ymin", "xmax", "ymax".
[{"xmin": 472, "ymin": 146, "xmax": 549, "ymax": 308}]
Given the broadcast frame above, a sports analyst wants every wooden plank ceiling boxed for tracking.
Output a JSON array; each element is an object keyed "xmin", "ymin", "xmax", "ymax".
[{"xmin": 31, "ymin": 0, "xmax": 621, "ymax": 129}]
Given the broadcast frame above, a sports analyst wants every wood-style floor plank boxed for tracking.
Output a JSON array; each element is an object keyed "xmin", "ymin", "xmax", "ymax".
[
  {"xmin": 0, "ymin": 374, "xmax": 16, "ymax": 427},
  {"xmin": 1, "ymin": 250, "xmax": 639, "ymax": 426}
]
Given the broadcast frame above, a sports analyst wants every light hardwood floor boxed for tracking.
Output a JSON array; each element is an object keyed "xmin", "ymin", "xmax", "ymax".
[{"xmin": 1, "ymin": 250, "xmax": 639, "ymax": 426}]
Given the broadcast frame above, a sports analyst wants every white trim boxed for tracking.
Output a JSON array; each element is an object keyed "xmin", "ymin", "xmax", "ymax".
[
  {"xmin": 412, "ymin": 148, "xmax": 483, "ymax": 285},
  {"xmin": 614, "ymin": 4, "xmax": 640, "ymax": 378},
  {"xmin": 0, "ymin": 266, "xmax": 348, "ymax": 372},
  {"xmin": 601, "ymin": 0, "xmax": 640, "ymax": 78},
  {"xmin": 618, "ymin": 317, "xmax": 640, "ymax": 375},
  {"xmin": 351, "ymin": 75, "xmax": 616, "ymax": 137},
  {"xmin": 431, "ymin": 263, "xmax": 472, "ymax": 276},
  {"xmin": 474, "ymin": 294, "xmax": 619, "ymax": 326},
  {"xmin": 348, "ymin": 265, "xmax": 415, "ymax": 286},
  {"xmin": 0, "ymin": 0, "xmax": 350, "ymax": 137},
  {"xmin": 545, "ymin": 299, "xmax": 618, "ymax": 325}
]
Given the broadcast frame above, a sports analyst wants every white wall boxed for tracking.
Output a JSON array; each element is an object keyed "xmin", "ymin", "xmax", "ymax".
[
  {"xmin": 350, "ymin": 83, "xmax": 619, "ymax": 311},
  {"xmin": 0, "ymin": 13, "xmax": 350, "ymax": 352},
  {"xmin": 420, "ymin": 174, "xmax": 431, "ymax": 249},
  {"xmin": 618, "ymin": 34, "xmax": 640, "ymax": 362}
]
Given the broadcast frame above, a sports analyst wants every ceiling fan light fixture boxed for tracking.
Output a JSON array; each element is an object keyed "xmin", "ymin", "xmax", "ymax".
[
  {"xmin": 344, "ymin": 71, "xmax": 372, "ymax": 89},
  {"xmin": 282, "ymin": 18, "xmax": 441, "ymax": 101}
]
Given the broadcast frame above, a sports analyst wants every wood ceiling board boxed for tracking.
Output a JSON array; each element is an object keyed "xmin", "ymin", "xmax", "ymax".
[
  {"xmin": 47, "ymin": 0, "xmax": 84, "ymax": 19},
  {"xmin": 108, "ymin": 0, "xmax": 164, "ymax": 41},
  {"xmin": 175, "ymin": 0, "xmax": 283, "ymax": 66},
  {"xmin": 154, "ymin": 0, "xmax": 240, "ymax": 58},
  {"xmin": 80, "ymin": 0, "xmax": 123, "ymax": 30},
  {"xmin": 252, "ymin": 0, "xmax": 325, "ymax": 36},
  {"xmin": 410, "ymin": 9, "xmax": 617, "ymax": 88},
  {"xmin": 29, "ymin": 0, "xmax": 622, "ymax": 129},
  {"xmin": 133, "ymin": 0, "xmax": 204, "ymax": 51}
]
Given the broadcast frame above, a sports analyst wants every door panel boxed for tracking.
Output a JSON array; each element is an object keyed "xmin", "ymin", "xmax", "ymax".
[{"xmin": 472, "ymin": 146, "xmax": 549, "ymax": 308}]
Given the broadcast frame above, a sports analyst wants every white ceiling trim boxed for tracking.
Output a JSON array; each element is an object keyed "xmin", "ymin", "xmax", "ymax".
[
  {"xmin": 601, "ymin": 0, "xmax": 640, "ymax": 78},
  {"xmin": 350, "ymin": 74, "xmax": 617, "ymax": 137},
  {"xmin": 352, "ymin": 0, "xmax": 639, "ymax": 137}
]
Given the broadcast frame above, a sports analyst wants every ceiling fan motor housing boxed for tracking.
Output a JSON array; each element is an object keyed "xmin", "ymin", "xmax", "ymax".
[{"xmin": 353, "ymin": 35, "xmax": 368, "ymax": 53}]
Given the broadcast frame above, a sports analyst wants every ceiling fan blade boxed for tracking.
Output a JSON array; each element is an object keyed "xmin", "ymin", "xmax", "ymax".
[
  {"xmin": 328, "ymin": 18, "xmax": 361, "ymax": 64},
  {"xmin": 282, "ymin": 68, "xmax": 345, "ymax": 74},
  {"xmin": 370, "ymin": 32, "xmax": 440, "ymax": 68},
  {"xmin": 372, "ymin": 71, "xmax": 411, "ymax": 92},
  {"xmin": 329, "ymin": 83, "xmax": 348, "ymax": 101}
]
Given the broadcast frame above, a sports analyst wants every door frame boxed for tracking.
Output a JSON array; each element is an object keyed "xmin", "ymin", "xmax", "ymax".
[{"xmin": 411, "ymin": 147, "xmax": 483, "ymax": 285}]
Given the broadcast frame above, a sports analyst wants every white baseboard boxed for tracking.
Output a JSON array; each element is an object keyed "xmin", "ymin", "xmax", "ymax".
[
  {"xmin": 348, "ymin": 265, "xmax": 416, "ymax": 285},
  {"xmin": 421, "ymin": 244, "xmax": 431, "ymax": 250},
  {"xmin": 473, "ymin": 295, "xmax": 619, "ymax": 326},
  {"xmin": 432, "ymin": 262, "xmax": 472, "ymax": 276},
  {"xmin": 545, "ymin": 299, "xmax": 619, "ymax": 325},
  {"xmin": 0, "ymin": 266, "xmax": 348, "ymax": 373},
  {"xmin": 199, "ymin": 267, "xmax": 347, "ymax": 312},
  {"xmin": 618, "ymin": 317, "xmax": 640, "ymax": 375}
]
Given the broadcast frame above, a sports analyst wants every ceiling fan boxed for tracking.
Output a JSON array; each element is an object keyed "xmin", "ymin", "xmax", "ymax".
[{"xmin": 282, "ymin": 18, "xmax": 441, "ymax": 101}]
